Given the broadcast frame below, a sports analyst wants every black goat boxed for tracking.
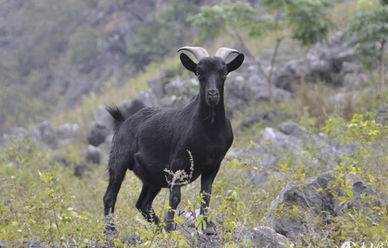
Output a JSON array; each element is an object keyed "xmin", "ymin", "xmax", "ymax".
[{"xmin": 103, "ymin": 46, "xmax": 244, "ymax": 234}]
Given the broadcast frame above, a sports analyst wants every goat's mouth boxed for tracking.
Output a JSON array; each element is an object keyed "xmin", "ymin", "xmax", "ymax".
[{"xmin": 206, "ymin": 95, "xmax": 220, "ymax": 107}]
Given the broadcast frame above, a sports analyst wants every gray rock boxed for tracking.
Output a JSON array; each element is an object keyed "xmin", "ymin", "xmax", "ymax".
[
  {"xmin": 241, "ymin": 226, "xmax": 291, "ymax": 248},
  {"xmin": 1, "ymin": 121, "xmax": 81, "ymax": 149},
  {"xmin": 225, "ymin": 73, "xmax": 290, "ymax": 113},
  {"xmin": 57, "ymin": 123, "xmax": 80, "ymax": 139},
  {"xmin": 252, "ymin": 122, "xmax": 354, "ymax": 170},
  {"xmin": 86, "ymin": 145, "xmax": 103, "ymax": 164},
  {"xmin": 86, "ymin": 90, "xmax": 157, "ymax": 148},
  {"xmin": 273, "ymin": 59, "xmax": 304, "ymax": 91},
  {"xmin": 273, "ymin": 32, "xmax": 359, "ymax": 91},
  {"xmin": 87, "ymin": 121, "xmax": 111, "ymax": 147},
  {"xmin": 268, "ymin": 171, "xmax": 378, "ymax": 241},
  {"xmin": 277, "ymin": 121, "xmax": 306, "ymax": 135},
  {"xmin": 33, "ymin": 121, "xmax": 58, "ymax": 148},
  {"xmin": 73, "ymin": 164, "xmax": 89, "ymax": 178},
  {"xmin": 1, "ymin": 127, "xmax": 30, "ymax": 146},
  {"xmin": 136, "ymin": 89, "xmax": 159, "ymax": 107},
  {"xmin": 52, "ymin": 155, "xmax": 71, "ymax": 167},
  {"xmin": 87, "ymin": 106, "xmax": 114, "ymax": 146},
  {"xmin": 161, "ymin": 78, "xmax": 198, "ymax": 107},
  {"xmin": 229, "ymin": 121, "xmax": 357, "ymax": 188}
]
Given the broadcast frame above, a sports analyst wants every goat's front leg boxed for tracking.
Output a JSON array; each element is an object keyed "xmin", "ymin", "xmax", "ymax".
[
  {"xmin": 199, "ymin": 164, "xmax": 220, "ymax": 235},
  {"xmin": 164, "ymin": 185, "xmax": 181, "ymax": 231}
]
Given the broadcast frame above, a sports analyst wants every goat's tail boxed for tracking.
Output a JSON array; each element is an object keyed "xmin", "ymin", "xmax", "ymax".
[{"xmin": 106, "ymin": 105, "xmax": 125, "ymax": 132}]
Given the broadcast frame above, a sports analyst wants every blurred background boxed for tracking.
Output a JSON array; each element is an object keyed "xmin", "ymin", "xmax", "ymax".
[
  {"xmin": 0, "ymin": 0, "xmax": 387, "ymax": 246},
  {"xmin": 0, "ymin": 0, "xmax": 386, "ymax": 135}
]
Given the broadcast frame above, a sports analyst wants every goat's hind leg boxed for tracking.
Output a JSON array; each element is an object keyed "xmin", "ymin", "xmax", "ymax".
[
  {"xmin": 103, "ymin": 158, "xmax": 128, "ymax": 237},
  {"xmin": 136, "ymin": 183, "xmax": 161, "ymax": 225}
]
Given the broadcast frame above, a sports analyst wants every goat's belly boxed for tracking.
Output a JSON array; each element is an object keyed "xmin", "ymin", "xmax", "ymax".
[
  {"xmin": 132, "ymin": 152, "xmax": 170, "ymax": 187},
  {"xmin": 131, "ymin": 149, "xmax": 225, "ymax": 188}
]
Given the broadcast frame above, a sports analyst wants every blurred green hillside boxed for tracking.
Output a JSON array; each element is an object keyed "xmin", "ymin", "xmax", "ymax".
[{"xmin": 0, "ymin": 0, "xmax": 200, "ymax": 134}]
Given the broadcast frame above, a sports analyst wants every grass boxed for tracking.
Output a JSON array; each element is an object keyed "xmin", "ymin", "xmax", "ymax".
[{"xmin": 2, "ymin": 111, "xmax": 386, "ymax": 247}]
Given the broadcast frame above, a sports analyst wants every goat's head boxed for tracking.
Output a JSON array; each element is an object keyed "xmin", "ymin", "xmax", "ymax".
[{"xmin": 178, "ymin": 46, "xmax": 244, "ymax": 107}]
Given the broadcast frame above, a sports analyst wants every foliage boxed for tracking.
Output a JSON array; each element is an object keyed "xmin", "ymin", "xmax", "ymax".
[
  {"xmin": 323, "ymin": 112, "xmax": 386, "ymax": 144},
  {"xmin": 285, "ymin": 0, "xmax": 332, "ymax": 47},
  {"xmin": 318, "ymin": 113, "xmax": 387, "ymax": 245},
  {"xmin": 191, "ymin": 0, "xmax": 332, "ymax": 48},
  {"xmin": 0, "ymin": 140, "xmax": 105, "ymax": 246},
  {"xmin": 190, "ymin": 0, "xmax": 272, "ymax": 43},
  {"xmin": 349, "ymin": 0, "xmax": 388, "ymax": 68},
  {"xmin": 127, "ymin": 1, "xmax": 198, "ymax": 69},
  {"xmin": 190, "ymin": 0, "xmax": 332, "ymax": 104}
]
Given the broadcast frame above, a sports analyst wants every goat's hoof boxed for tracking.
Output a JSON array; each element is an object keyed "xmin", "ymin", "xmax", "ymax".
[
  {"xmin": 164, "ymin": 222, "xmax": 176, "ymax": 232},
  {"xmin": 104, "ymin": 225, "xmax": 119, "ymax": 239}
]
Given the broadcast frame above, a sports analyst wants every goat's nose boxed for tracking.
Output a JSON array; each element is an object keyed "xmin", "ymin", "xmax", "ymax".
[{"xmin": 208, "ymin": 89, "xmax": 218, "ymax": 96}]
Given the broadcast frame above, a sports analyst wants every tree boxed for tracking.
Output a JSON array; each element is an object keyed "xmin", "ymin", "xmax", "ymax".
[
  {"xmin": 286, "ymin": 0, "xmax": 332, "ymax": 47},
  {"xmin": 190, "ymin": 0, "xmax": 332, "ymax": 104},
  {"xmin": 127, "ymin": 1, "xmax": 198, "ymax": 70},
  {"xmin": 285, "ymin": 0, "xmax": 332, "ymax": 87},
  {"xmin": 189, "ymin": 1, "xmax": 273, "ymax": 56},
  {"xmin": 349, "ymin": 0, "xmax": 388, "ymax": 97},
  {"xmin": 260, "ymin": 0, "xmax": 290, "ymax": 103}
]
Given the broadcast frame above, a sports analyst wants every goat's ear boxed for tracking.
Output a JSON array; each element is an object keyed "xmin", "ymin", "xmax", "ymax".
[
  {"xmin": 227, "ymin": 54, "xmax": 244, "ymax": 73},
  {"xmin": 180, "ymin": 53, "xmax": 197, "ymax": 73}
]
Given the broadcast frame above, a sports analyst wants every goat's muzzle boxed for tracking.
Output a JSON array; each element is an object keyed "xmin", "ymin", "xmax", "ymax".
[{"xmin": 206, "ymin": 90, "xmax": 220, "ymax": 107}]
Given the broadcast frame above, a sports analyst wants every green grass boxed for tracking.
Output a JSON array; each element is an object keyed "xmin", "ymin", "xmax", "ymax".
[{"xmin": 1, "ymin": 112, "xmax": 386, "ymax": 247}]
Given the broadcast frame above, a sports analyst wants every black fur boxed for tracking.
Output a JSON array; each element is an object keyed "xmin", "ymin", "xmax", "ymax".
[
  {"xmin": 103, "ymin": 52, "xmax": 244, "ymax": 233},
  {"xmin": 105, "ymin": 105, "xmax": 125, "ymax": 132}
]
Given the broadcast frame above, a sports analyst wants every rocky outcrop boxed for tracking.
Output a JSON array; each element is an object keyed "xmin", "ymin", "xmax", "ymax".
[
  {"xmin": 85, "ymin": 145, "xmax": 104, "ymax": 164},
  {"xmin": 86, "ymin": 90, "xmax": 158, "ymax": 148},
  {"xmin": 273, "ymin": 32, "xmax": 360, "ymax": 91},
  {"xmin": 229, "ymin": 121, "xmax": 357, "ymax": 186},
  {"xmin": 1, "ymin": 122, "xmax": 80, "ymax": 149},
  {"xmin": 239, "ymin": 226, "xmax": 291, "ymax": 248},
  {"xmin": 87, "ymin": 105, "xmax": 114, "ymax": 147},
  {"xmin": 268, "ymin": 171, "xmax": 379, "ymax": 241}
]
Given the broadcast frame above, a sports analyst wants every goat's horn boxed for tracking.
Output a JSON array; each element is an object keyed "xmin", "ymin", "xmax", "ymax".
[
  {"xmin": 214, "ymin": 47, "xmax": 240, "ymax": 60},
  {"xmin": 177, "ymin": 46, "xmax": 210, "ymax": 61}
]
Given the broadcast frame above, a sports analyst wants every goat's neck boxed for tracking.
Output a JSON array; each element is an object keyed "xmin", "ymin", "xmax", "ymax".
[{"xmin": 197, "ymin": 94, "xmax": 226, "ymax": 126}]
